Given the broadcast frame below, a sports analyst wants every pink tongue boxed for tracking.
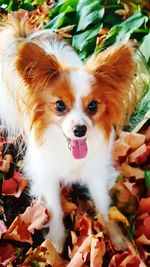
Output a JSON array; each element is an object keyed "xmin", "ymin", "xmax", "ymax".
[{"xmin": 70, "ymin": 139, "xmax": 88, "ymax": 159}]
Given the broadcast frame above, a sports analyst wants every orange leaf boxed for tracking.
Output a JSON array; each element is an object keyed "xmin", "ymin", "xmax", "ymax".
[
  {"xmin": 90, "ymin": 235, "xmax": 105, "ymax": 267},
  {"xmin": 2, "ymin": 171, "xmax": 27, "ymax": 198},
  {"xmin": 3, "ymin": 216, "xmax": 32, "ymax": 244},
  {"xmin": 139, "ymin": 198, "xmax": 150, "ymax": 214}
]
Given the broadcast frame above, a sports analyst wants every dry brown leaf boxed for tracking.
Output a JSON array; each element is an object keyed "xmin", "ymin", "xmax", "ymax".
[
  {"xmin": 61, "ymin": 194, "xmax": 77, "ymax": 216},
  {"xmin": 113, "ymin": 139, "xmax": 130, "ymax": 160},
  {"xmin": 90, "ymin": 234, "xmax": 105, "ymax": 267},
  {"xmin": 128, "ymin": 144, "xmax": 147, "ymax": 163},
  {"xmin": 67, "ymin": 235, "xmax": 91, "ymax": 267},
  {"xmin": 120, "ymin": 163, "xmax": 144, "ymax": 179},
  {"xmin": 20, "ymin": 202, "xmax": 49, "ymax": 234},
  {"xmin": 3, "ymin": 216, "xmax": 32, "ymax": 244},
  {"xmin": 119, "ymin": 132, "xmax": 145, "ymax": 150},
  {"xmin": 42, "ymin": 239, "xmax": 68, "ymax": 267}
]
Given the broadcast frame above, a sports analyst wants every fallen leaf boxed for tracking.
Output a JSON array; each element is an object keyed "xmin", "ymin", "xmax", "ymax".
[
  {"xmin": 109, "ymin": 242, "xmax": 147, "ymax": 267},
  {"xmin": 42, "ymin": 239, "xmax": 67, "ymax": 267},
  {"xmin": 124, "ymin": 180, "xmax": 144, "ymax": 200},
  {"xmin": 111, "ymin": 180, "xmax": 138, "ymax": 213},
  {"xmin": 120, "ymin": 132, "xmax": 145, "ymax": 150},
  {"xmin": 136, "ymin": 234, "xmax": 150, "ymax": 245},
  {"xmin": 2, "ymin": 171, "xmax": 27, "ymax": 198},
  {"xmin": 139, "ymin": 197, "xmax": 150, "ymax": 214},
  {"xmin": 0, "ymin": 220, "xmax": 7, "ymax": 238},
  {"xmin": 145, "ymin": 126, "xmax": 150, "ymax": 142},
  {"xmin": 61, "ymin": 194, "xmax": 77, "ymax": 216},
  {"xmin": 120, "ymin": 163, "xmax": 144, "ymax": 179},
  {"xmin": 20, "ymin": 202, "xmax": 49, "ymax": 234},
  {"xmin": 68, "ymin": 235, "xmax": 91, "ymax": 267},
  {"xmin": 0, "ymin": 159, "xmax": 11, "ymax": 172},
  {"xmin": 109, "ymin": 206, "xmax": 129, "ymax": 226},
  {"xmin": 0, "ymin": 244, "xmax": 16, "ymax": 266},
  {"xmin": 135, "ymin": 214, "xmax": 150, "ymax": 240},
  {"xmin": 113, "ymin": 139, "xmax": 130, "ymax": 160},
  {"xmin": 3, "ymin": 216, "xmax": 32, "ymax": 244},
  {"xmin": 90, "ymin": 234, "xmax": 105, "ymax": 267},
  {"xmin": 128, "ymin": 144, "xmax": 147, "ymax": 164}
]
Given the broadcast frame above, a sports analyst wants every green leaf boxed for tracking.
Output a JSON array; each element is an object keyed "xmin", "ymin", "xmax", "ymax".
[
  {"xmin": 127, "ymin": 84, "xmax": 150, "ymax": 131},
  {"xmin": 144, "ymin": 170, "xmax": 150, "ymax": 189},
  {"xmin": 72, "ymin": 23, "xmax": 102, "ymax": 60},
  {"xmin": 0, "ymin": 172, "xmax": 5, "ymax": 181},
  {"xmin": 45, "ymin": 6, "xmax": 75, "ymax": 29},
  {"xmin": 76, "ymin": 1, "xmax": 104, "ymax": 32},
  {"xmin": 0, "ymin": 0, "xmax": 5, "ymax": 5},
  {"xmin": 128, "ymin": 223, "xmax": 135, "ymax": 239},
  {"xmin": 45, "ymin": 0, "xmax": 78, "ymax": 29},
  {"xmin": 59, "ymin": 0, "xmax": 78, "ymax": 13},
  {"xmin": 139, "ymin": 33, "xmax": 150, "ymax": 63},
  {"xmin": 103, "ymin": 13, "xmax": 148, "ymax": 48},
  {"xmin": 50, "ymin": 0, "xmax": 78, "ymax": 18},
  {"xmin": 30, "ymin": 260, "xmax": 40, "ymax": 267}
]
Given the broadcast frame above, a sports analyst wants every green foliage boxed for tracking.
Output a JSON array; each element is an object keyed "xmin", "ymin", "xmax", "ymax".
[
  {"xmin": 0, "ymin": 172, "xmax": 5, "ymax": 181},
  {"xmin": 139, "ymin": 32, "xmax": 150, "ymax": 64},
  {"xmin": 144, "ymin": 170, "xmax": 150, "ymax": 189},
  {"xmin": 0, "ymin": 0, "xmax": 36, "ymax": 12},
  {"xmin": 103, "ymin": 12, "xmax": 148, "ymax": 48},
  {"xmin": 45, "ymin": 0, "xmax": 78, "ymax": 29},
  {"xmin": 1, "ymin": 0, "xmax": 150, "ymax": 129},
  {"xmin": 127, "ymin": 85, "xmax": 150, "ymax": 131},
  {"xmin": 44, "ymin": 0, "xmax": 150, "ymax": 61}
]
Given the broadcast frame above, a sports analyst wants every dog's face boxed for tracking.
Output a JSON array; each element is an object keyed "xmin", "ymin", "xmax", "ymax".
[
  {"xmin": 16, "ymin": 41, "xmax": 135, "ymax": 158},
  {"xmin": 46, "ymin": 69, "xmax": 106, "ymax": 159}
]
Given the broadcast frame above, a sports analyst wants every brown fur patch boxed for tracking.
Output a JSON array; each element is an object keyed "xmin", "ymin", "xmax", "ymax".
[
  {"xmin": 85, "ymin": 43, "xmax": 136, "ymax": 137},
  {"xmin": 16, "ymin": 44, "xmax": 75, "ymax": 143},
  {"xmin": 30, "ymin": 73, "xmax": 75, "ymax": 144},
  {"xmin": 16, "ymin": 42, "xmax": 62, "ymax": 86},
  {"xmin": 16, "ymin": 42, "xmax": 62, "ymax": 143}
]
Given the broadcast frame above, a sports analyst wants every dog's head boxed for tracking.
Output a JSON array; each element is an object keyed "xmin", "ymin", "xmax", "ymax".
[{"xmin": 16, "ymin": 42, "xmax": 135, "ymax": 159}]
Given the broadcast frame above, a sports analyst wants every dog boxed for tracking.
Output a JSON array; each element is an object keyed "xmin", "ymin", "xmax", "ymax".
[{"xmin": 0, "ymin": 12, "xmax": 136, "ymax": 252}]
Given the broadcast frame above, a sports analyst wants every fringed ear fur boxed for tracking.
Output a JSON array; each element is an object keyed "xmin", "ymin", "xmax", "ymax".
[
  {"xmin": 16, "ymin": 42, "xmax": 61, "ymax": 90},
  {"xmin": 86, "ymin": 43, "xmax": 136, "ymax": 132}
]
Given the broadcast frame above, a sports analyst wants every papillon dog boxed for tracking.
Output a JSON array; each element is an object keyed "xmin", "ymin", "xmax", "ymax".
[{"xmin": 0, "ymin": 12, "xmax": 135, "ymax": 251}]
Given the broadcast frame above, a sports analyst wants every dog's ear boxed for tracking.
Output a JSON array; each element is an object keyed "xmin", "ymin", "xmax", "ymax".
[
  {"xmin": 16, "ymin": 42, "xmax": 61, "ymax": 87},
  {"xmin": 86, "ymin": 43, "xmax": 136, "ymax": 131}
]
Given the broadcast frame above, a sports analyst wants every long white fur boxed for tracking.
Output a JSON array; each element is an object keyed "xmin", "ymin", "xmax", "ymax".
[{"xmin": 0, "ymin": 19, "xmax": 118, "ymax": 251}]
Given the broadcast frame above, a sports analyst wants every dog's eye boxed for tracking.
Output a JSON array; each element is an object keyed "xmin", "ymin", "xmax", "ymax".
[
  {"xmin": 55, "ymin": 100, "xmax": 66, "ymax": 113},
  {"xmin": 88, "ymin": 101, "xmax": 98, "ymax": 115}
]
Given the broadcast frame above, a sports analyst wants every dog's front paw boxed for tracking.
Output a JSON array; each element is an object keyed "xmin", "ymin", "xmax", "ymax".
[
  {"xmin": 106, "ymin": 220, "xmax": 128, "ymax": 250},
  {"xmin": 46, "ymin": 220, "xmax": 66, "ymax": 253}
]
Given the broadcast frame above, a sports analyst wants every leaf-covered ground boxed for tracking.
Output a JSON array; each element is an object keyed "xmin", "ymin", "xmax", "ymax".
[
  {"xmin": 0, "ymin": 0, "xmax": 150, "ymax": 266},
  {"xmin": 0, "ymin": 124, "xmax": 150, "ymax": 266}
]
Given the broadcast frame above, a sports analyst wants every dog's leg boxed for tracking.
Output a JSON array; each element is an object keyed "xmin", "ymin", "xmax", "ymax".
[
  {"xmin": 42, "ymin": 179, "xmax": 66, "ymax": 253},
  {"xmin": 87, "ymin": 176, "xmax": 128, "ymax": 250},
  {"xmin": 87, "ymin": 176, "xmax": 110, "ymax": 219}
]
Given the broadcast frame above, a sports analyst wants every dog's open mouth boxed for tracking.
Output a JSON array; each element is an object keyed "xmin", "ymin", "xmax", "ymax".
[{"xmin": 68, "ymin": 139, "xmax": 88, "ymax": 159}]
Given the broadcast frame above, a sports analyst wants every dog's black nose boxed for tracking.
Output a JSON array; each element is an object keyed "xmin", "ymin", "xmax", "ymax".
[{"xmin": 73, "ymin": 125, "xmax": 87, "ymax": 138}]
